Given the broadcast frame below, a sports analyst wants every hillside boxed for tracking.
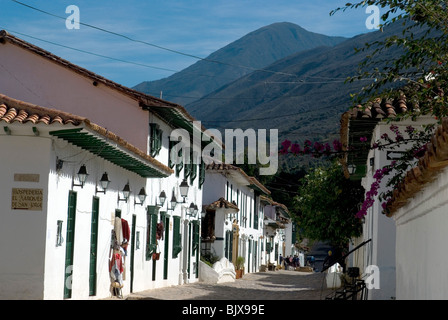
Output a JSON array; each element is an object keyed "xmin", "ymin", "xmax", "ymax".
[
  {"xmin": 186, "ymin": 20, "xmax": 416, "ymax": 154},
  {"xmin": 133, "ymin": 22, "xmax": 346, "ymax": 105}
]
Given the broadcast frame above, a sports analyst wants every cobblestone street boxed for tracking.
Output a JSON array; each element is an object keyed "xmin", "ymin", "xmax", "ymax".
[{"xmin": 123, "ymin": 270, "xmax": 334, "ymax": 300}]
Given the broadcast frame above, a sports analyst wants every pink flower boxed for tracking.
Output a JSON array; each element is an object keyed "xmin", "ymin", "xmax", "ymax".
[{"xmin": 280, "ymin": 139, "xmax": 291, "ymax": 154}]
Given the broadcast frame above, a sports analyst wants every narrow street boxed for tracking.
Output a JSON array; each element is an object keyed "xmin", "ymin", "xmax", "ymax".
[{"xmin": 122, "ymin": 270, "xmax": 334, "ymax": 300}]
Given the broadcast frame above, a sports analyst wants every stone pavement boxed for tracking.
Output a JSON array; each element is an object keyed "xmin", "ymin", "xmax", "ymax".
[{"xmin": 123, "ymin": 270, "xmax": 334, "ymax": 300}]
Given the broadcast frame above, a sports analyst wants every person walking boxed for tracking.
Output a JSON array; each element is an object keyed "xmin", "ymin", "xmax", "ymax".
[{"xmin": 322, "ymin": 250, "xmax": 333, "ymax": 271}]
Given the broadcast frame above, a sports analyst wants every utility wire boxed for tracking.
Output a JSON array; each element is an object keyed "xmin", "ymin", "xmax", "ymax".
[
  {"xmin": 10, "ymin": 0, "xmax": 363, "ymax": 82},
  {"xmin": 1, "ymin": 27, "xmax": 179, "ymax": 73}
]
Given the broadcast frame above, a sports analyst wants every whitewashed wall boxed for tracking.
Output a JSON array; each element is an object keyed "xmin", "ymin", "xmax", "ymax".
[
  {"xmin": 392, "ymin": 165, "xmax": 448, "ymax": 299},
  {"xmin": 203, "ymin": 171, "xmax": 263, "ymax": 273},
  {"xmin": 358, "ymin": 117, "xmax": 434, "ymax": 300},
  {"xmin": 0, "ymin": 42, "xmax": 148, "ymax": 151},
  {"xmin": 0, "ymin": 131, "xmax": 51, "ymax": 299}
]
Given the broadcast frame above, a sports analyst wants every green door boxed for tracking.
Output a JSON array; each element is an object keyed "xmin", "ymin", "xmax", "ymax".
[
  {"xmin": 89, "ymin": 197, "xmax": 99, "ymax": 296},
  {"xmin": 130, "ymin": 214, "xmax": 136, "ymax": 293},
  {"xmin": 162, "ymin": 213, "xmax": 169, "ymax": 280},
  {"xmin": 64, "ymin": 191, "xmax": 77, "ymax": 299},
  {"xmin": 248, "ymin": 240, "xmax": 251, "ymax": 273},
  {"xmin": 187, "ymin": 222, "xmax": 191, "ymax": 278}
]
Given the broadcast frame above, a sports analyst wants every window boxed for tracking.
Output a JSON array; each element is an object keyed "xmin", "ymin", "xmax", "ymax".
[
  {"xmin": 190, "ymin": 151, "xmax": 198, "ymax": 184},
  {"xmin": 253, "ymin": 199, "xmax": 259, "ymax": 230},
  {"xmin": 56, "ymin": 220, "xmax": 63, "ymax": 247},
  {"xmin": 184, "ymin": 148, "xmax": 191, "ymax": 180},
  {"xmin": 198, "ymin": 161, "xmax": 205, "ymax": 189},
  {"xmin": 172, "ymin": 216, "xmax": 182, "ymax": 258},
  {"xmin": 168, "ymin": 140, "xmax": 176, "ymax": 169},
  {"xmin": 150, "ymin": 123, "xmax": 163, "ymax": 157},
  {"xmin": 146, "ymin": 206, "xmax": 158, "ymax": 260},
  {"xmin": 175, "ymin": 146, "xmax": 183, "ymax": 177}
]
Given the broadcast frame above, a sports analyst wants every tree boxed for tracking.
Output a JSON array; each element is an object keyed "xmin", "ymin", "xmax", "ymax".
[
  {"xmin": 294, "ymin": 161, "xmax": 364, "ymax": 247},
  {"xmin": 331, "ymin": 0, "xmax": 448, "ymax": 120}
]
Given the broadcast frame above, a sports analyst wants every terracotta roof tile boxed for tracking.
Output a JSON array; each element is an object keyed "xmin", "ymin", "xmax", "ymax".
[
  {"xmin": 0, "ymin": 95, "xmax": 85, "ymax": 125},
  {"xmin": 347, "ymin": 93, "xmax": 420, "ymax": 120},
  {"xmin": 206, "ymin": 197, "xmax": 239, "ymax": 211},
  {"xmin": 0, "ymin": 93, "xmax": 173, "ymax": 177},
  {"xmin": 206, "ymin": 161, "xmax": 270, "ymax": 195}
]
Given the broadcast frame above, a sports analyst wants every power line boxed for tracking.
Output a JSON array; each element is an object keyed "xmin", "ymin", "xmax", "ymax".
[
  {"xmin": 200, "ymin": 102, "xmax": 346, "ymax": 123},
  {"xmin": 1, "ymin": 27, "xmax": 179, "ymax": 73},
  {"xmin": 10, "ymin": 0, "xmax": 361, "ymax": 82}
]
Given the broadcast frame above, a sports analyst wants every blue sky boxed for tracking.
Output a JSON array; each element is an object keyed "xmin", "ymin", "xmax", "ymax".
[{"xmin": 1, "ymin": 0, "xmax": 376, "ymax": 88}]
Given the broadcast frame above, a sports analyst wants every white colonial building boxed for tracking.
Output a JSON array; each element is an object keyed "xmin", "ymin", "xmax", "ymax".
[
  {"xmin": 341, "ymin": 96, "xmax": 435, "ymax": 300},
  {"xmin": 260, "ymin": 196, "xmax": 293, "ymax": 268},
  {"xmin": 201, "ymin": 162, "xmax": 271, "ymax": 275},
  {"xmin": 0, "ymin": 30, "xmax": 217, "ymax": 299}
]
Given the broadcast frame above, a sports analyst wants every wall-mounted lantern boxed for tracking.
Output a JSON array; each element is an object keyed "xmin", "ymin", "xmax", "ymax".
[
  {"xmin": 72, "ymin": 164, "xmax": 88, "ymax": 189},
  {"xmin": 95, "ymin": 172, "xmax": 110, "ymax": 194}
]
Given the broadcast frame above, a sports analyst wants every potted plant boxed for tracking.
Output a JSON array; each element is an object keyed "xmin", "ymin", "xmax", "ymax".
[{"xmin": 235, "ymin": 256, "xmax": 245, "ymax": 279}]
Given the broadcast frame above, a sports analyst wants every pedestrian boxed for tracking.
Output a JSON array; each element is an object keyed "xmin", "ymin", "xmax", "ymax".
[
  {"xmin": 322, "ymin": 250, "xmax": 333, "ymax": 271},
  {"xmin": 279, "ymin": 254, "xmax": 284, "ymax": 269}
]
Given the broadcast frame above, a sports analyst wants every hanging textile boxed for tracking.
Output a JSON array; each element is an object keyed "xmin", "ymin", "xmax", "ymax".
[
  {"xmin": 109, "ymin": 252, "xmax": 123, "ymax": 288},
  {"xmin": 121, "ymin": 218, "xmax": 130, "ymax": 243},
  {"xmin": 156, "ymin": 221, "xmax": 164, "ymax": 241},
  {"xmin": 114, "ymin": 217, "xmax": 123, "ymax": 245}
]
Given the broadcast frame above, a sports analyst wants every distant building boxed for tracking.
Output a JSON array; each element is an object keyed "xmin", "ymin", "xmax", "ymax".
[{"xmin": 201, "ymin": 162, "xmax": 270, "ymax": 274}]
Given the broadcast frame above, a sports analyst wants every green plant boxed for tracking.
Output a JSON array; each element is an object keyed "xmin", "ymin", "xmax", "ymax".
[
  {"xmin": 235, "ymin": 256, "xmax": 245, "ymax": 270},
  {"xmin": 200, "ymin": 252, "xmax": 220, "ymax": 267},
  {"xmin": 295, "ymin": 160, "xmax": 364, "ymax": 247}
]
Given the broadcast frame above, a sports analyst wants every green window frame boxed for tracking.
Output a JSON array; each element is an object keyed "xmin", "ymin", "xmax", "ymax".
[
  {"xmin": 146, "ymin": 206, "xmax": 159, "ymax": 260},
  {"xmin": 150, "ymin": 123, "xmax": 163, "ymax": 157},
  {"xmin": 198, "ymin": 160, "xmax": 205, "ymax": 189},
  {"xmin": 189, "ymin": 151, "xmax": 198, "ymax": 184},
  {"xmin": 168, "ymin": 140, "xmax": 176, "ymax": 169},
  {"xmin": 184, "ymin": 153, "xmax": 191, "ymax": 180},
  {"xmin": 175, "ymin": 146, "xmax": 183, "ymax": 177},
  {"xmin": 172, "ymin": 215, "xmax": 182, "ymax": 258},
  {"xmin": 192, "ymin": 220, "xmax": 200, "ymax": 255}
]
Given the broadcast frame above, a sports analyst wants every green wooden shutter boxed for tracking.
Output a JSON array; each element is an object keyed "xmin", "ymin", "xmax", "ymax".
[
  {"xmin": 89, "ymin": 197, "xmax": 99, "ymax": 296},
  {"xmin": 192, "ymin": 220, "xmax": 200, "ymax": 255},
  {"xmin": 146, "ymin": 206, "xmax": 159, "ymax": 260},
  {"xmin": 190, "ymin": 152, "xmax": 197, "ymax": 184},
  {"xmin": 64, "ymin": 191, "xmax": 77, "ymax": 299},
  {"xmin": 168, "ymin": 140, "xmax": 176, "ymax": 169},
  {"xmin": 175, "ymin": 147, "xmax": 183, "ymax": 177},
  {"xmin": 184, "ymin": 158, "xmax": 191, "ymax": 179},
  {"xmin": 162, "ymin": 213, "xmax": 170, "ymax": 279},
  {"xmin": 254, "ymin": 199, "xmax": 259, "ymax": 230},
  {"xmin": 150, "ymin": 123, "xmax": 162, "ymax": 157},
  {"xmin": 172, "ymin": 216, "xmax": 182, "ymax": 258},
  {"xmin": 198, "ymin": 161, "xmax": 205, "ymax": 188}
]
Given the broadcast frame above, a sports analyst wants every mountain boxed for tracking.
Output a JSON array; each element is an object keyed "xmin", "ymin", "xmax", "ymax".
[
  {"xmin": 185, "ymin": 20, "xmax": 420, "ymax": 160},
  {"xmin": 133, "ymin": 22, "xmax": 346, "ymax": 105}
]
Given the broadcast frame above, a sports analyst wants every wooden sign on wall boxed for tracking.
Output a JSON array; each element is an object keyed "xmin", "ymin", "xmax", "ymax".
[{"xmin": 11, "ymin": 188, "xmax": 43, "ymax": 211}]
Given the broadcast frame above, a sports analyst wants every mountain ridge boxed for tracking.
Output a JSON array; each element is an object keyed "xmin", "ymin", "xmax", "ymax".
[
  {"xmin": 185, "ymin": 20, "xmax": 418, "ymax": 149},
  {"xmin": 133, "ymin": 22, "xmax": 347, "ymax": 105}
]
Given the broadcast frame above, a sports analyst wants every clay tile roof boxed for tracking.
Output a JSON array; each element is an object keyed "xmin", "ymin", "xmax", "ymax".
[
  {"xmin": 205, "ymin": 161, "xmax": 270, "ymax": 195},
  {"xmin": 386, "ymin": 117, "xmax": 448, "ymax": 216},
  {"xmin": 206, "ymin": 197, "xmax": 239, "ymax": 212},
  {"xmin": 260, "ymin": 195, "xmax": 289, "ymax": 214},
  {"xmin": 0, "ymin": 94, "xmax": 85, "ymax": 125},
  {"xmin": 347, "ymin": 92, "xmax": 420, "ymax": 120},
  {"xmin": 0, "ymin": 93, "xmax": 173, "ymax": 177}
]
